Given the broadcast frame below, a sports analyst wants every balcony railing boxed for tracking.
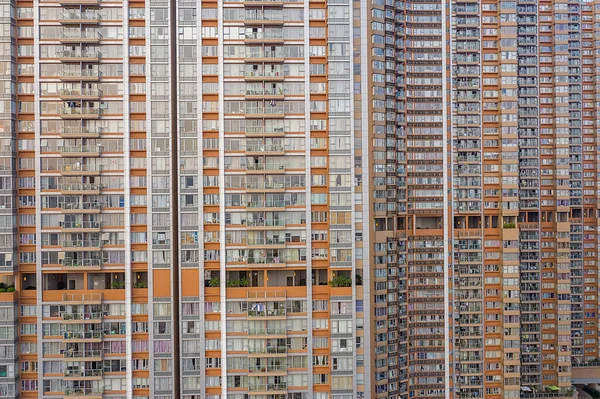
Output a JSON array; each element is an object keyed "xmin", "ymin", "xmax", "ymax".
[
  {"xmin": 60, "ymin": 183, "xmax": 102, "ymax": 193},
  {"xmin": 60, "ymin": 202, "xmax": 102, "ymax": 211},
  {"xmin": 64, "ymin": 388, "xmax": 103, "ymax": 397},
  {"xmin": 61, "ymin": 164, "xmax": 103, "ymax": 174},
  {"xmin": 60, "ymin": 30, "xmax": 103, "ymax": 40},
  {"xmin": 62, "ymin": 312, "xmax": 103, "ymax": 321},
  {"xmin": 246, "ymin": 163, "xmax": 285, "ymax": 171},
  {"xmin": 248, "ymin": 383, "xmax": 287, "ymax": 391},
  {"xmin": 248, "ymin": 327, "xmax": 286, "ymax": 335},
  {"xmin": 59, "ymin": 145, "xmax": 102, "ymax": 154},
  {"xmin": 59, "ymin": 89, "xmax": 103, "ymax": 97},
  {"xmin": 62, "ymin": 258, "xmax": 102, "ymax": 267},
  {"xmin": 65, "ymin": 369, "xmax": 103, "ymax": 378},
  {"xmin": 62, "ymin": 331, "xmax": 102, "ymax": 340},
  {"xmin": 60, "ymin": 108, "xmax": 103, "ymax": 117},
  {"xmin": 60, "ymin": 11, "xmax": 102, "ymax": 22},
  {"xmin": 63, "ymin": 349, "xmax": 103, "ymax": 359},
  {"xmin": 249, "ymin": 364, "xmax": 287, "ymax": 373},
  {"xmin": 247, "ymin": 309, "xmax": 286, "ymax": 317},
  {"xmin": 62, "ymin": 240, "xmax": 101, "ymax": 249},
  {"xmin": 60, "ymin": 220, "xmax": 102, "ymax": 229},
  {"xmin": 59, "ymin": 69, "xmax": 102, "ymax": 80},
  {"xmin": 57, "ymin": 50, "xmax": 102, "ymax": 59}
]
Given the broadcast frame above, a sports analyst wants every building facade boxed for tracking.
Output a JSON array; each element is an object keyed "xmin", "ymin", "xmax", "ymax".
[{"xmin": 1, "ymin": 0, "xmax": 600, "ymax": 398}]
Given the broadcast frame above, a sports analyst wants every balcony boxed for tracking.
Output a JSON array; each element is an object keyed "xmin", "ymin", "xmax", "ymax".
[
  {"xmin": 62, "ymin": 240, "xmax": 101, "ymax": 251},
  {"xmin": 244, "ymin": 0, "xmax": 284, "ymax": 6},
  {"xmin": 63, "ymin": 388, "xmax": 103, "ymax": 399},
  {"xmin": 245, "ymin": 88, "xmax": 285, "ymax": 100},
  {"xmin": 245, "ymin": 144, "xmax": 284, "ymax": 155},
  {"xmin": 248, "ymin": 383, "xmax": 288, "ymax": 394},
  {"xmin": 63, "ymin": 350, "xmax": 103, "ymax": 361},
  {"xmin": 62, "ymin": 330, "xmax": 102, "ymax": 341},
  {"xmin": 64, "ymin": 369, "xmax": 103, "ymax": 380},
  {"xmin": 62, "ymin": 311, "xmax": 103, "ymax": 323},
  {"xmin": 59, "ymin": 68, "xmax": 102, "ymax": 82},
  {"xmin": 245, "ymin": 69, "xmax": 285, "ymax": 81},
  {"xmin": 246, "ymin": 163, "xmax": 286, "ymax": 173},
  {"xmin": 59, "ymin": 145, "xmax": 102, "ymax": 157},
  {"xmin": 60, "ymin": 220, "xmax": 102, "ymax": 232},
  {"xmin": 59, "ymin": 30, "xmax": 103, "ymax": 44},
  {"xmin": 244, "ymin": 50, "xmax": 285, "ymax": 63},
  {"xmin": 247, "ymin": 308, "xmax": 286, "ymax": 318},
  {"xmin": 58, "ymin": 0, "xmax": 99, "ymax": 5},
  {"xmin": 59, "ymin": 89, "xmax": 102, "ymax": 101},
  {"xmin": 61, "ymin": 164, "xmax": 102, "ymax": 176},
  {"xmin": 245, "ymin": 106, "xmax": 285, "ymax": 118},
  {"xmin": 60, "ymin": 183, "xmax": 101, "ymax": 195},
  {"xmin": 57, "ymin": 50, "xmax": 101, "ymax": 63},
  {"xmin": 59, "ymin": 107, "xmax": 103, "ymax": 119},
  {"xmin": 248, "ymin": 364, "xmax": 287, "ymax": 376},
  {"xmin": 60, "ymin": 125, "xmax": 102, "ymax": 138},
  {"xmin": 245, "ymin": 127, "xmax": 286, "ymax": 137},
  {"xmin": 60, "ymin": 202, "xmax": 102, "ymax": 214},
  {"xmin": 244, "ymin": 32, "xmax": 284, "ymax": 44},
  {"xmin": 62, "ymin": 258, "xmax": 103, "ymax": 269},
  {"xmin": 62, "ymin": 293, "xmax": 102, "ymax": 303},
  {"xmin": 59, "ymin": 11, "xmax": 102, "ymax": 24},
  {"xmin": 248, "ymin": 327, "xmax": 287, "ymax": 336}
]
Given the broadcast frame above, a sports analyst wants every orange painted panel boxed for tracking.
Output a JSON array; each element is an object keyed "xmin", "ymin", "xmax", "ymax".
[{"xmin": 153, "ymin": 269, "xmax": 171, "ymax": 298}]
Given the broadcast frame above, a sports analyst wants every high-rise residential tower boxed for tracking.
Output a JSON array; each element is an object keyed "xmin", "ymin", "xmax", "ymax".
[{"xmin": 2, "ymin": 0, "xmax": 600, "ymax": 398}]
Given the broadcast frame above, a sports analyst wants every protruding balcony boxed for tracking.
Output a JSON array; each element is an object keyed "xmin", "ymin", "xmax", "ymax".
[
  {"xmin": 248, "ymin": 383, "xmax": 288, "ymax": 394},
  {"xmin": 245, "ymin": 105, "xmax": 285, "ymax": 118},
  {"xmin": 62, "ymin": 240, "xmax": 102, "ymax": 252},
  {"xmin": 59, "ymin": 145, "xmax": 102, "ymax": 157},
  {"xmin": 248, "ymin": 363, "xmax": 287, "ymax": 375},
  {"xmin": 244, "ymin": 0, "xmax": 284, "ymax": 7},
  {"xmin": 62, "ymin": 258, "xmax": 103, "ymax": 270},
  {"xmin": 57, "ymin": 49, "xmax": 102, "ymax": 63},
  {"xmin": 64, "ymin": 368, "xmax": 103, "ymax": 380},
  {"xmin": 63, "ymin": 350, "xmax": 103, "ymax": 362},
  {"xmin": 244, "ymin": 31, "xmax": 284, "ymax": 44},
  {"xmin": 59, "ymin": 88, "xmax": 102, "ymax": 101},
  {"xmin": 245, "ymin": 126, "xmax": 285, "ymax": 137},
  {"xmin": 59, "ymin": 11, "xmax": 102, "ymax": 24},
  {"xmin": 60, "ymin": 201, "xmax": 102, "ymax": 214},
  {"xmin": 59, "ymin": 30, "xmax": 103, "ymax": 44},
  {"xmin": 244, "ymin": 11, "xmax": 284, "ymax": 25},
  {"xmin": 244, "ymin": 49, "xmax": 284, "ymax": 63},
  {"xmin": 60, "ymin": 220, "xmax": 102, "ymax": 232},
  {"xmin": 62, "ymin": 311, "xmax": 103, "ymax": 323},
  {"xmin": 63, "ymin": 388, "xmax": 103, "ymax": 399},
  {"xmin": 60, "ymin": 125, "xmax": 102, "ymax": 138},
  {"xmin": 61, "ymin": 164, "xmax": 103, "ymax": 176},
  {"xmin": 62, "ymin": 330, "xmax": 102, "ymax": 342},
  {"xmin": 245, "ymin": 88, "xmax": 284, "ymax": 100},
  {"xmin": 245, "ymin": 143, "xmax": 285, "ymax": 155},
  {"xmin": 244, "ymin": 68, "xmax": 285, "ymax": 82},
  {"xmin": 58, "ymin": 0, "xmax": 99, "ymax": 6},
  {"xmin": 62, "ymin": 293, "xmax": 103, "ymax": 304},
  {"xmin": 246, "ymin": 163, "xmax": 286, "ymax": 174},
  {"xmin": 59, "ymin": 68, "xmax": 102, "ymax": 82},
  {"xmin": 60, "ymin": 107, "xmax": 103, "ymax": 120}
]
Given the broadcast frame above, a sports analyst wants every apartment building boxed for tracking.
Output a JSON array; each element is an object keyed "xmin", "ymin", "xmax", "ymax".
[{"xmin": 2, "ymin": 0, "xmax": 600, "ymax": 397}]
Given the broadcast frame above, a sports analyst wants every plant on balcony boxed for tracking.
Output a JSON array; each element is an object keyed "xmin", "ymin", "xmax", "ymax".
[
  {"xmin": 134, "ymin": 281, "xmax": 147, "ymax": 289},
  {"xmin": 239, "ymin": 277, "xmax": 249, "ymax": 287},
  {"xmin": 329, "ymin": 276, "xmax": 352, "ymax": 287},
  {"xmin": 503, "ymin": 222, "xmax": 516, "ymax": 228},
  {"xmin": 0, "ymin": 288, "xmax": 6, "ymax": 293},
  {"xmin": 110, "ymin": 281, "xmax": 124, "ymax": 289},
  {"xmin": 355, "ymin": 273, "xmax": 363, "ymax": 286},
  {"xmin": 6, "ymin": 286, "xmax": 15, "ymax": 292},
  {"xmin": 208, "ymin": 278, "xmax": 220, "ymax": 287}
]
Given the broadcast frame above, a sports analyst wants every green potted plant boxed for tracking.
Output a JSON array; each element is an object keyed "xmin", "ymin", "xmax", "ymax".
[
  {"xmin": 239, "ymin": 277, "xmax": 249, "ymax": 287},
  {"xmin": 6, "ymin": 286, "xmax": 15, "ymax": 292},
  {"xmin": 208, "ymin": 278, "xmax": 220, "ymax": 287},
  {"xmin": 110, "ymin": 281, "xmax": 123, "ymax": 289},
  {"xmin": 329, "ymin": 276, "xmax": 352, "ymax": 288}
]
